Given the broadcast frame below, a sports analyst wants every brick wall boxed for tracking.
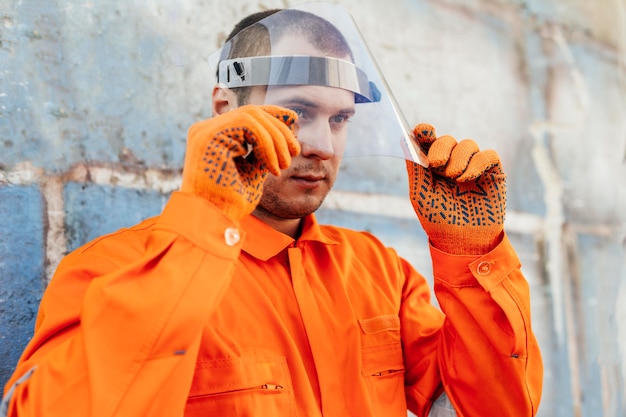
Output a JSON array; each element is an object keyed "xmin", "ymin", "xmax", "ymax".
[{"xmin": 1, "ymin": 0, "xmax": 625, "ymax": 415}]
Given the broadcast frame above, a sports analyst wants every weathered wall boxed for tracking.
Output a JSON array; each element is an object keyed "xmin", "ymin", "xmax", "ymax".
[{"xmin": 1, "ymin": 0, "xmax": 625, "ymax": 415}]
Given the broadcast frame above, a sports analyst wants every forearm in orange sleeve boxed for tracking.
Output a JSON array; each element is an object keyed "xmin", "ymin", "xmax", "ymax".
[
  {"xmin": 431, "ymin": 233, "xmax": 543, "ymax": 416},
  {"xmin": 2, "ymin": 192, "xmax": 241, "ymax": 417}
]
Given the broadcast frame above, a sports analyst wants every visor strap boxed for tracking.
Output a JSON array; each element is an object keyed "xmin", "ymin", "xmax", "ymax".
[{"xmin": 218, "ymin": 55, "xmax": 380, "ymax": 103}]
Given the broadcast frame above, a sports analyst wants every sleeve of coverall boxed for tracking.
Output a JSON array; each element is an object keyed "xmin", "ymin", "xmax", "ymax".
[
  {"xmin": 1, "ymin": 192, "xmax": 242, "ymax": 417},
  {"xmin": 413, "ymin": 233, "xmax": 543, "ymax": 417}
]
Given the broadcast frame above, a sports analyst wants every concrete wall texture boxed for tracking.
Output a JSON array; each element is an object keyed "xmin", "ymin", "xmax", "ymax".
[{"xmin": 1, "ymin": 0, "xmax": 625, "ymax": 415}]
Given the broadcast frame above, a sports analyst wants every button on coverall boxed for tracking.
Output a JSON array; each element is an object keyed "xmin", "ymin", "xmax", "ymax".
[{"xmin": 2, "ymin": 192, "xmax": 542, "ymax": 416}]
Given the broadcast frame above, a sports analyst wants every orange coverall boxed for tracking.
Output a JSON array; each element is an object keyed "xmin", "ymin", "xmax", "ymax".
[{"xmin": 3, "ymin": 192, "xmax": 542, "ymax": 416}]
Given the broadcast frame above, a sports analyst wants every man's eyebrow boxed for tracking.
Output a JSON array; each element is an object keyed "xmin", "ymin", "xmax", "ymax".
[
  {"xmin": 337, "ymin": 106, "xmax": 356, "ymax": 115},
  {"xmin": 279, "ymin": 97, "xmax": 320, "ymax": 108},
  {"xmin": 278, "ymin": 97, "xmax": 355, "ymax": 114}
]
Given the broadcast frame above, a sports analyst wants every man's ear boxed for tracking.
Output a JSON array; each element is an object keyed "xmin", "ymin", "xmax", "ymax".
[{"xmin": 212, "ymin": 84, "xmax": 238, "ymax": 116}]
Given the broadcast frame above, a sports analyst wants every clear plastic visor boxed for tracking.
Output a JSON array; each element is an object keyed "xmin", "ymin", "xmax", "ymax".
[{"xmin": 207, "ymin": 2, "xmax": 427, "ymax": 166}]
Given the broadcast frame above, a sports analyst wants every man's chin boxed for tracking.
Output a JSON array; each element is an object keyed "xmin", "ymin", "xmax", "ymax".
[{"xmin": 256, "ymin": 194, "xmax": 327, "ymax": 219}]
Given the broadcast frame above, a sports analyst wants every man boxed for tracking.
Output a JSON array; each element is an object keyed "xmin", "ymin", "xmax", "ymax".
[{"xmin": 2, "ymin": 5, "xmax": 542, "ymax": 417}]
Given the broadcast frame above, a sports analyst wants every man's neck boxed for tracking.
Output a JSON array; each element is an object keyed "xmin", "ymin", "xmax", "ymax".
[{"xmin": 251, "ymin": 208, "xmax": 304, "ymax": 239}]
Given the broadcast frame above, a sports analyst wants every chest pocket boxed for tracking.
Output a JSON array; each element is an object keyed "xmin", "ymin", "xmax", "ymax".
[
  {"xmin": 359, "ymin": 314, "xmax": 407, "ymax": 416},
  {"xmin": 185, "ymin": 355, "xmax": 296, "ymax": 417}
]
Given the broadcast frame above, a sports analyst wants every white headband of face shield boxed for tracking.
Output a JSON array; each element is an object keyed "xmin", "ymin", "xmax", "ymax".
[{"xmin": 217, "ymin": 55, "xmax": 381, "ymax": 104}]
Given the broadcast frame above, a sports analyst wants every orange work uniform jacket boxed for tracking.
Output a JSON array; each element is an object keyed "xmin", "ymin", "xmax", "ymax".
[{"xmin": 3, "ymin": 192, "xmax": 542, "ymax": 416}]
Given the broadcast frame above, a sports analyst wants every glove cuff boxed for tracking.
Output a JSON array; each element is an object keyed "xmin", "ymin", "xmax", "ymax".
[{"xmin": 427, "ymin": 229, "xmax": 504, "ymax": 255}]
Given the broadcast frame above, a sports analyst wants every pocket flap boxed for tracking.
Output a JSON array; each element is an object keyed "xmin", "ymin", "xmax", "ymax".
[
  {"xmin": 358, "ymin": 314, "xmax": 400, "ymax": 334},
  {"xmin": 189, "ymin": 355, "xmax": 289, "ymax": 396}
]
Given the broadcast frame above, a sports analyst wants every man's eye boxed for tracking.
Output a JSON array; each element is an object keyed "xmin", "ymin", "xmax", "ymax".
[
  {"xmin": 331, "ymin": 114, "xmax": 351, "ymax": 124},
  {"xmin": 290, "ymin": 108, "xmax": 305, "ymax": 117}
]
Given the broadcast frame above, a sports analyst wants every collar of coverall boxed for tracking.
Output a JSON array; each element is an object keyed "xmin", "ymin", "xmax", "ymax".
[{"xmin": 242, "ymin": 214, "xmax": 339, "ymax": 261}]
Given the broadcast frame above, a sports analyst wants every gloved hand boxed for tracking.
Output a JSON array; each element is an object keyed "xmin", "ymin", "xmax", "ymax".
[
  {"xmin": 406, "ymin": 124, "xmax": 507, "ymax": 255},
  {"xmin": 181, "ymin": 105, "xmax": 300, "ymax": 221}
]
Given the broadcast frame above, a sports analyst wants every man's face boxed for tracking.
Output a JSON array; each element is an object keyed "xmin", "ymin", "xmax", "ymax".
[{"xmin": 246, "ymin": 36, "xmax": 356, "ymax": 220}]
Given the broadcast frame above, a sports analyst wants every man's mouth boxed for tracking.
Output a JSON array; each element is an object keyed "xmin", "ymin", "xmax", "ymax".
[{"xmin": 293, "ymin": 174, "xmax": 325, "ymax": 182}]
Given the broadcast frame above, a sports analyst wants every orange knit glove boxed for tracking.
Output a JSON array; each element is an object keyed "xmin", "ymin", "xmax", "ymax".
[
  {"xmin": 406, "ymin": 123, "xmax": 507, "ymax": 255},
  {"xmin": 181, "ymin": 105, "xmax": 300, "ymax": 221}
]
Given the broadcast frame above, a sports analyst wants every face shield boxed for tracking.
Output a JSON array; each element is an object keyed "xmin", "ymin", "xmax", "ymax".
[{"xmin": 207, "ymin": 2, "xmax": 428, "ymax": 166}]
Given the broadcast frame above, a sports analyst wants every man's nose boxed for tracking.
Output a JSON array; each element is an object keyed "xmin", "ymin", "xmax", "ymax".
[{"xmin": 297, "ymin": 120, "xmax": 335, "ymax": 159}]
